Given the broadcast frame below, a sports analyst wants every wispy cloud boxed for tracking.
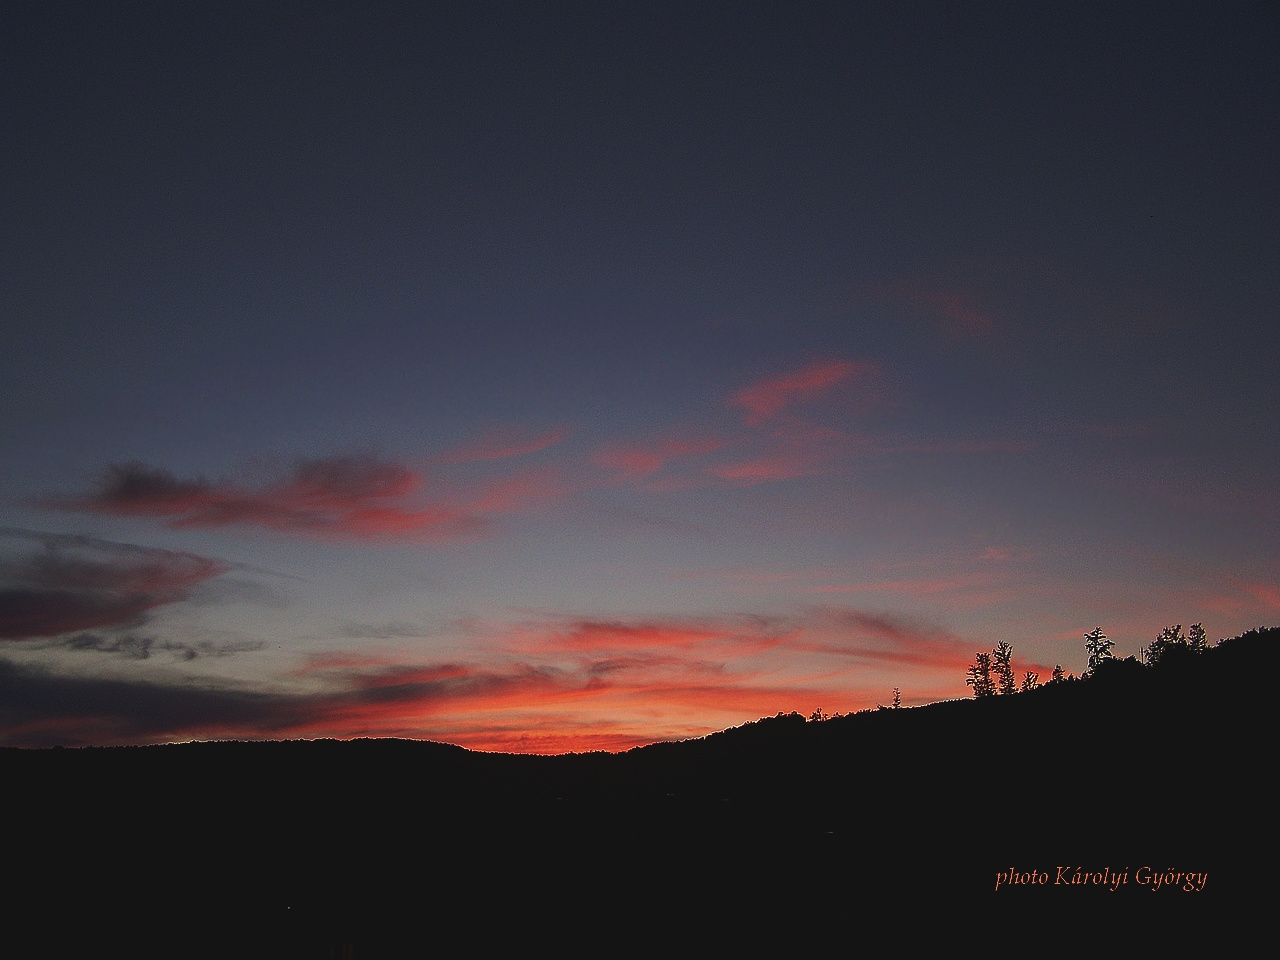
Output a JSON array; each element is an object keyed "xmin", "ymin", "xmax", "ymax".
[
  {"xmin": 1236, "ymin": 581, "xmax": 1280, "ymax": 611},
  {"xmin": 438, "ymin": 426, "xmax": 572, "ymax": 465},
  {"xmin": 729, "ymin": 359, "xmax": 876, "ymax": 426},
  {"xmin": 591, "ymin": 437, "xmax": 726, "ymax": 484},
  {"xmin": 706, "ymin": 457, "xmax": 807, "ymax": 483},
  {"xmin": 876, "ymin": 438, "xmax": 1034, "ymax": 455},
  {"xmin": 798, "ymin": 608, "xmax": 976, "ymax": 670},
  {"xmin": 880, "ymin": 285, "xmax": 995, "ymax": 338},
  {"xmin": 467, "ymin": 468, "xmax": 568, "ymax": 513},
  {"xmin": 40, "ymin": 456, "xmax": 499, "ymax": 541},
  {"xmin": 506, "ymin": 615, "xmax": 794, "ymax": 656}
]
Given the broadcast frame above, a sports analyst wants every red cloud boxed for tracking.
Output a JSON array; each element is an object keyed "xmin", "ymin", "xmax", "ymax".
[{"xmin": 730, "ymin": 359, "xmax": 873, "ymax": 426}]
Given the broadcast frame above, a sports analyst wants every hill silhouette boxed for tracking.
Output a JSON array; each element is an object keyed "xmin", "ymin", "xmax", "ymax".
[{"xmin": 7, "ymin": 627, "xmax": 1273, "ymax": 954}]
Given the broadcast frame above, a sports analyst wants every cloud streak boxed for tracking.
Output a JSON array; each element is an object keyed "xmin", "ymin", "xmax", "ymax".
[
  {"xmin": 62, "ymin": 632, "xmax": 264, "ymax": 661},
  {"xmin": 41, "ymin": 456, "xmax": 489, "ymax": 541},
  {"xmin": 591, "ymin": 437, "xmax": 726, "ymax": 484},
  {"xmin": 878, "ymin": 285, "xmax": 995, "ymax": 338},
  {"xmin": 438, "ymin": 426, "xmax": 572, "ymax": 464},
  {"xmin": 730, "ymin": 359, "xmax": 874, "ymax": 426}
]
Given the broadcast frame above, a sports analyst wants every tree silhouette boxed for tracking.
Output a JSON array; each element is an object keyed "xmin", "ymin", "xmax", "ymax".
[
  {"xmin": 1050, "ymin": 664, "xmax": 1065, "ymax": 684},
  {"xmin": 966, "ymin": 652, "xmax": 996, "ymax": 697},
  {"xmin": 992, "ymin": 641, "xmax": 1016, "ymax": 695},
  {"xmin": 892, "ymin": 687, "xmax": 901, "ymax": 709},
  {"xmin": 1020, "ymin": 671, "xmax": 1040, "ymax": 692},
  {"xmin": 1145, "ymin": 622, "xmax": 1210, "ymax": 666},
  {"xmin": 1145, "ymin": 624, "xmax": 1184, "ymax": 666},
  {"xmin": 1187, "ymin": 622, "xmax": 1208, "ymax": 654},
  {"xmin": 1084, "ymin": 627, "xmax": 1113, "ymax": 673}
]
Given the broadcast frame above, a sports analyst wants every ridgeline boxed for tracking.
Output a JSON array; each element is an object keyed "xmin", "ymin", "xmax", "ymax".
[{"xmin": 8, "ymin": 627, "xmax": 1273, "ymax": 954}]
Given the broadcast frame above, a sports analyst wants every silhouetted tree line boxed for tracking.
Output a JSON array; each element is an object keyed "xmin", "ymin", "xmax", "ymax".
[
  {"xmin": 788, "ymin": 620, "xmax": 1234, "ymax": 716},
  {"xmin": 966, "ymin": 640, "xmax": 1035, "ymax": 697},
  {"xmin": 964, "ymin": 621, "xmax": 1222, "ymax": 697}
]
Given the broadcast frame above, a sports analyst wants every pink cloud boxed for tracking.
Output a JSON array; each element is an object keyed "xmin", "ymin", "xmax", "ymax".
[
  {"xmin": 39, "ymin": 455, "xmax": 566, "ymax": 542},
  {"xmin": 468, "ymin": 469, "xmax": 568, "ymax": 513},
  {"xmin": 540, "ymin": 619, "xmax": 723, "ymax": 651},
  {"xmin": 507, "ymin": 615, "xmax": 794, "ymax": 657},
  {"xmin": 806, "ymin": 576, "xmax": 987, "ymax": 596},
  {"xmin": 916, "ymin": 291, "xmax": 993, "ymax": 337},
  {"xmin": 707, "ymin": 423, "xmax": 855, "ymax": 486},
  {"xmin": 591, "ymin": 437, "xmax": 727, "ymax": 483},
  {"xmin": 877, "ymin": 439, "xmax": 1034, "ymax": 455},
  {"xmin": 707, "ymin": 456, "xmax": 807, "ymax": 483},
  {"xmin": 786, "ymin": 608, "xmax": 983, "ymax": 674},
  {"xmin": 438, "ymin": 426, "xmax": 572, "ymax": 464},
  {"xmin": 881, "ymin": 285, "xmax": 994, "ymax": 338},
  {"xmin": 730, "ymin": 359, "xmax": 875, "ymax": 426},
  {"xmin": 1239, "ymin": 581, "xmax": 1280, "ymax": 611}
]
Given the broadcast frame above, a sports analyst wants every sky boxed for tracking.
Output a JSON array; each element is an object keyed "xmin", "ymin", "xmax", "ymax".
[{"xmin": 2, "ymin": 1, "xmax": 1277, "ymax": 752}]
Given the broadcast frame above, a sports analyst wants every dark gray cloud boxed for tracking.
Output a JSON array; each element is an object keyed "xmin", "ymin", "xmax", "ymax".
[
  {"xmin": 0, "ymin": 657, "xmax": 313, "ymax": 747},
  {"xmin": 0, "ymin": 530, "xmax": 230, "ymax": 641},
  {"xmin": 61, "ymin": 632, "xmax": 265, "ymax": 661},
  {"xmin": 0, "ymin": 654, "xmax": 571, "ymax": 747}
]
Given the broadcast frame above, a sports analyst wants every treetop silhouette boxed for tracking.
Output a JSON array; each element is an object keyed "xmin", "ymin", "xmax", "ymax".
[{"xmin": 1084, "ymin": 627, "xmax": 1114, "ymax": 674}]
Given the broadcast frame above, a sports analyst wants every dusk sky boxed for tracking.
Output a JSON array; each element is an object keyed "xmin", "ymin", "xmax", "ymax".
[{"xmin": 3, "ymin": 1, "xmax": 1276, "ymax": 752}]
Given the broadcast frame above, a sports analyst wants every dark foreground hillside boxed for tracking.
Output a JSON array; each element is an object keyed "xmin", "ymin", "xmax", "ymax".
[{"xmin": 7, "ymin": 628, "xmax": 1274, "ymax": 954}]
